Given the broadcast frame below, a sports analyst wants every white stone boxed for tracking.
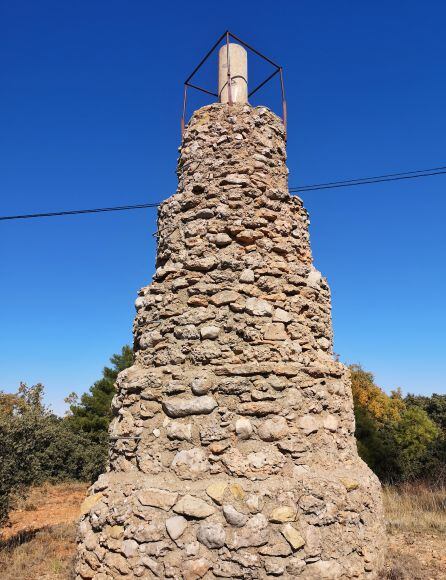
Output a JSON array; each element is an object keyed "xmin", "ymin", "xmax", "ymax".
[
  {"xmin": 235, "ymin": 417, "xmax": 253, "ymax": 439},
  {"xmin": 323, "ymin": 414, "xmax": 339, "ymax": 432},
  {"xmin": 239, "ymin": 269, "xmax": 255, "ymax": 283},
  {"xmin": 166, "ymin": 515, "xmax": 188, "ymax": 540},
  {"xmin": 257, "ymin": 416, "xmax": 288, "ymax": 441},
  {"xmin": 166, "ymin": 422, "xmax": 193, "ymax": 441},
  {"xmin": 273, "ymin": 307, "xmax": 293, "ymax": 323},
  {"xmin": 245, "ymin": 297, "xmax": 273, "ymax": 316},
  {"xmin": 171, "ymin": 448, "xmax": 209, "ymax": 478},
  {"xmin": 200, "ymin": 325, "xmax": 220, "ymax": 340},
  {"xmin": 299, "ymin": 414, "xmax": 319, "ymax": 435}
]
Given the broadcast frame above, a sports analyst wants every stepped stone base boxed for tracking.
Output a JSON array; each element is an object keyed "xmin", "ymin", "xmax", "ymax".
[{"xmin": 76, "ymin": 103, "xmax": 385, "ymax": 578}]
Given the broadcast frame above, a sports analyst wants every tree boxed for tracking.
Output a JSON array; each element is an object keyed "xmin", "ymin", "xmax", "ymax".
[
  {"xmin": 0, "ymin": 383, "xmax": 105, "ymax": 526},
  {"xmin": 66, "ymin": 345, "xmax": 133, "ymax": 438},
  {"xmin": 350, "ymin": 365, "xmax": 441, "ymax": 483}
]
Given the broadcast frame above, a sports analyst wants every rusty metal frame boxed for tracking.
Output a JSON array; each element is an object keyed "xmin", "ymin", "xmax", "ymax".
[{"xmin": 181, "ymin": 30, "xmax": 287, "ymax": 136}]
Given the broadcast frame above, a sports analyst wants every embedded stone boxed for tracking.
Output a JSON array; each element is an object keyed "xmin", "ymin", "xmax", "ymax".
[
  {"xmin": 226, "ymin": 513, "xmax": 269, "ymax": 550},
  {"xmin": 210, "ymin": 290, "xmax": 241, "ymax": 306},
  {"xmin": 298, "ymin": 414, "xmax": 319, "ymax": 435},
  {"xmin": 239, "ymin": 268, "xmax": 255, "ymax": 283},
  {"xmin": 229, "ymin": 483, "xmax": 245, "ymax": 500},
  {"xmin": 196, "ymin": 522, "xmax": 226, "ymax": 549},
  {"xmin": 166, "ymin": 421, "xmax": 193, "ymax": 441},
  {"xmin": 257, "ymin": 416, "xmax": 288, "ymax": 441},
  {"xmin": 206, "ymin": 481, "xmax": 227, "ymax": 505},
  {"xmin": 171, "ymin": 447, "xmax": 210, "ymax": 478},
  {"xmin": 215, "ymin": 233, "xmax": 232, "ymax": 247},
  {"xmin": 137, "ymin": 488, "xmax": 178, "ymax": 511},
  {"xmin": 200, "ymin": 325, "xmax": 220, "ymax": 340},
  {"xmin": 281, "ymin": 524, "xmax": 305, "ymax": 551},
  {"xmin": 340, "ymin": 478, "xmax": 360, "ymax": 491},
  {"xmin": 122, "ymin": 539, "xmax": 138, "ymax": 558},
  {"xmin": 269, "ymin": 506, "xmax": 296, "ymax": 523},
  {"xmin": 235, "ymin": 417, "xmax": 253, "ymax": 439},
  {"xmin": 245, "ymin": 297, "xmax": 273, "ymax": 316},
  {"xmin": 183, "ymin": 558, "xmax": 211, "ymax": 580},
  {"xmin": 223, "ymin": 504, "xmax": 248, "ymax": 527},
  {"xmin": 263, "ymin": 322, "xmax": 288, "ymax": 341},
  {"xmin": 166, "ymin": 515, "xmax": 188, "ymax": 540},
  {"xmin": 162, "ymin": 396, "xmax": 218, "ymax": 418},
  {"xmin": 80, "ymin": 493, "xmax": 103, "ymax": 515},
  {"xmin": 273, "ymin": 308, "xmax": 293, "ymax": 323},
  {"xmin": 323, "ymin": 414, "xmax": 339, "ymax": 432},
  {"xmin": 173, "ymin": 495, "xmax": 215, "ymax": 519},
  {"xmin": 190, "ymin": 377, "xmax": 213, "ymax": 395}
]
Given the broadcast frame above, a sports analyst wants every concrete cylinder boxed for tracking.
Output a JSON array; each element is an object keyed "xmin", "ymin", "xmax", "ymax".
[{"xmin": 218, "ymin": 43, "xmax": 248, "ymax": 104}]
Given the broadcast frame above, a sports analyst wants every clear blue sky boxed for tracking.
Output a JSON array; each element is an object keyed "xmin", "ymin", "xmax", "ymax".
[{"xmin": 1, "ymin": 0, "xmax": 445, "ymax": 413}]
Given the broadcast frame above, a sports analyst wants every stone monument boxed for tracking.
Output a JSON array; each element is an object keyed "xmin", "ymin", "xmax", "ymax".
[{"xmin": 76, "ymin": 42, "xmax": 385, "ymax": 579}]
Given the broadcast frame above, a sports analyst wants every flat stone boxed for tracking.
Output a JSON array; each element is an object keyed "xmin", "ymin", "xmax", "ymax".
[
  {"xmin": 245, "ymin": 297, "xmax": 273, "ymax": 316},
  {"xmin": 200, "ymin": 325, "xmax": 220, "ymax": 340},
  {"xmin": 273, "ymin": 308, "xmax": 293, "ymax": 323},
  {"xmin": 137, "ymin": 488, "xmax": 178, "ymax": 511},
  {"xmin": 257, "ymin": 416, "xmax": 288, "ymax": 441},
  {"xmin": 226, "ymin": 513, "xmax": 269, "ymax": 550},
  {"xmin": 122, "ymin": 539, "xmax": 138, "ymax": 558},
  {"xmin": 269, "ymin": 506, "xmax": 296, "ymax": 523},
  {"xmin": 173, "ymin": 495, "xmax": 215, "ymax": 519},
  {"xmin": 210, "ymin": 290, "xmax": 241, "ymax": 306},
  {"xmin": 298, "ymin": 414, "xmax": 319, "ymax": 435},
  {"xmin": 215, "ymin": 233, "xmax": 232, "ymax": 247},
  {"xmin": 281, "ymin": 524, "xmax": 305, "ymax": 551},
  {"xmin": 223, "ymin": 504, "xmax": 248, "ymax": 527},
  {"xmin": 239, "ymin": 269, "xmax": 255, "ymax": 283},
  {"xmin": 162, "ymin": 396, "xmax": 217, "ymax": 418},
  {"xmin": 141, "ymin": 556, "xmax": 164, "ymax": 577},
  {"xmin": 166, "ymin": 421, "xmax": 193, "ymax": 441},
  {"xmin": 206, "ymin": 481, "xmax": 227, "ymax": 505},
  {"xmin": 323, "ymin": 414, "xmax": 339, "ymax": 432},
  {"xmin": 229, "ymin": 483, "xmax": 245, "ymax": 500},
  {"xmin": 235, "ymin": 417, "xmax": 253, "ymax": 439},
  {"xmin": 171, "ymin": 448, "xmax": 210, "ymax": 478},
  {"xmin": 183, "ymin": 558, "xmax": 211, "ymax": 580},
  {"xmin": 263, "ymin": 322, "xmax": 288, "ymax": 341},
  {"xmin": 259, "ymin": 538, "xmax": 292, "ymax": 557},
  {"xmin": 196, "ymin": 522, "xmax": 226, "ymax": 549},
  {"xmin": 340, "ymin": 478, "xmax": 360, "ymax": 491},
  {"xmin": 166, "ymin": 515, "xmax": 188, "ymax": 540},
  {"xmin": 80, "ymin": 493, "xmax": 103, "ymax": 515}
]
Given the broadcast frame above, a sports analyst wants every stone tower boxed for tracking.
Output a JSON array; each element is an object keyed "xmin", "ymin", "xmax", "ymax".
[{"xmin": 76, "ymin": 43, "xmax": 385, "ymax": 579}]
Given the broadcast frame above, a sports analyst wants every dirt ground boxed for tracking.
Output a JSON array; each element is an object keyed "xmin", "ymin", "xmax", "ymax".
[{"xmin": 0, "ymin": 482, "xmax": 444, "ymax": 579}]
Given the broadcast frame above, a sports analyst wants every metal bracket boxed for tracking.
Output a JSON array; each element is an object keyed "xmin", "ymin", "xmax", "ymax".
[{"xmin": 181, "ymin": 30, "xmax": 287, "ymax": 137}]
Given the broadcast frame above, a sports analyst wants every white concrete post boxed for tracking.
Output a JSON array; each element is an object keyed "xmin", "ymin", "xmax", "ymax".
[{"xmin": 218, "ymin": 43, "xmax": 248, "ymax": 104}]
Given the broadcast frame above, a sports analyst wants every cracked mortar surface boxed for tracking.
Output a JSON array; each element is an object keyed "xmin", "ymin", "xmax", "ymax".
[{"xmin": 75, "ymin": 103, "xmax": 385, "ymax": 579}]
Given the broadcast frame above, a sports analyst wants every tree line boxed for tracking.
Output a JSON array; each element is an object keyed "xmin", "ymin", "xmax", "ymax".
[{"xmin": 0, "ymin": 346, "xmax": 444, "ymax": 526}]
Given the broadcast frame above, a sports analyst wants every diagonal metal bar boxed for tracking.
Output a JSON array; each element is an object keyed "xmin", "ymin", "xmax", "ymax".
[
  {"xmin": 228, "ymin": 31, "xmax": 280, "ymax": 69},
  {"xmin": 248, "ymin": 68, "xmax": 280, "ymax": 98},
  {"xmin": 186, "ymin": 82, "xmax": 218, "ymax": 97},
  {"xmin": 184, "ymin": 30, "xmax": 227, "ymax": 84}
]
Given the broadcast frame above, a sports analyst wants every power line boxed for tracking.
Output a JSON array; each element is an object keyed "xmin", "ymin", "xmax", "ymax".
[
  {"xmin": 0, "ymin": 202, "xmax": 159, "ymax": 221},
  {"xmin": 1, "ymin": 164, "xmax": 445, "ymax": 222}
]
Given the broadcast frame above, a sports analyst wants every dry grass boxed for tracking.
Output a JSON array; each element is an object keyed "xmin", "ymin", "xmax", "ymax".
[
  {"xmin": 383, "ymin": 482, "xmax": 446, "ymax": 534},
  {"xmin": 0, "ymin": 523, "xmax": 76, "ymax": 580},
  {"xmin": 380, "ymin": 482, "xmax": 446, "ymax": 579},
  {"xmin": 1, "ymin": 481, "xmax": 445, "ymax": 579}
]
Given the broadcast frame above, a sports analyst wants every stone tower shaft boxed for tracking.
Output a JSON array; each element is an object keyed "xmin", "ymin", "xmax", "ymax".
[{"xmin": 76, "ymin": 99, "xmax": 385, "ymax": 578}]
